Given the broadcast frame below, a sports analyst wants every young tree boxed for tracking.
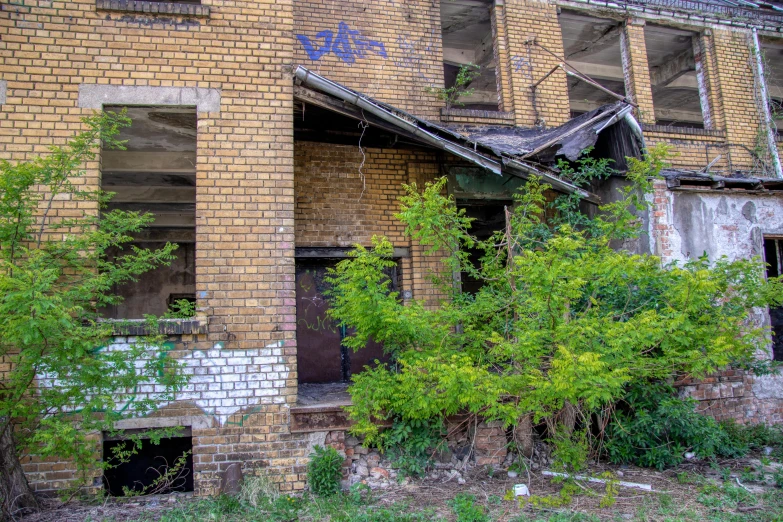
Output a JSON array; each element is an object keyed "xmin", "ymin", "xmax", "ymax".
[
  {"xmin": 325, "ymin": 146, "xmax": 783, "ymax": 455},
  {"xmin": 0, "ymin": 112, "xmax": 187, "ymax": 519}
]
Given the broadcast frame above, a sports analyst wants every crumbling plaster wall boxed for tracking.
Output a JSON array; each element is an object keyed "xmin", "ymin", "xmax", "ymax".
[{"xmin": 649, "ymin": 180, "xmax": 783, "ymax": 423}]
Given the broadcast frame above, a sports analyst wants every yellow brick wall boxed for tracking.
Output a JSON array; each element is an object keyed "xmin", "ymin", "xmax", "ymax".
[
  {"xmin": 501, "ymin": 0, "xmax": 570, "ymax": 128},
  {"xmin": 0, "ymin": 0, "xmax": 305, "ymax": 495},
  {"xmin": 621, "ymin": 18, "xmax": 656, "ymax": 126},
  {"xmin": 293, "ymin": 0, "xmax": 445, "ymax": 121}
]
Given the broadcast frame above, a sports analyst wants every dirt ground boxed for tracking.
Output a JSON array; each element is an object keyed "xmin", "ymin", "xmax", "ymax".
[{"xmin": 17, "ymin": 457, "xmax": 782, "ymax": 522}]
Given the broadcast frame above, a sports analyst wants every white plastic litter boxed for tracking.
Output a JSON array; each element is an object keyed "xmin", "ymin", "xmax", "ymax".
[
  {"xmin": 542, "ymin": 470, "xmax": 653, "ymax": 491},
  {"xmin": 513, "ymin": 484, "xmax": 530, "ymax": 497}
]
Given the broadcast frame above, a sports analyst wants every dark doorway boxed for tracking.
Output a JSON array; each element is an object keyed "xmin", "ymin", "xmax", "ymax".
[
  {"xmin": 457, "ymin": 200, "xmax": 512, "ymax": 295},
  {"xmin": 764, "ymin": 238, "xmax": 783, "ymax": 361},
  {"xmin": 103, "ymin": 436, "xmax": 194, "ymax": 496},
  {"xmin": 295, "ymin": 259, "xmax": 395, "ymax": 383}
]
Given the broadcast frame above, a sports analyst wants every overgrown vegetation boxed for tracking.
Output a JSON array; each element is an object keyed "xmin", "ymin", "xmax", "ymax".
[
  {"xmin": 605, "ymin": 382, "xmax": 747, "ymax": 469},
  {"xmin": 427, "ymin": 63, "xmax": 481, "ymax": 110},
  {"xmin": 308, "ymin": 445, "xmax": 343, "ymax": 496},
  {"xmin": 0, "ymin": 112, "xmax": 187, "ymax": 518},
  {"xmin": 325, "ymin": 144, "xmax": 783, "ymax": 472}
]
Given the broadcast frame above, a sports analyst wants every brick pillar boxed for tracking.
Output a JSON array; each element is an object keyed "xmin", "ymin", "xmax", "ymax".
[
  {"xmin": 712, "ymin": 28, "xmax": 764, "ymax": 172},
  {"xmin": 492, "ymin": 1, "xmax": 515, "ymax": 113},
  {"xmin": 503, "ymin": 0, "xmax": 570, "ymax": 128},
  {"xmin": 620, "ymin": 18, "xmax": 656, "ymax": 125}
]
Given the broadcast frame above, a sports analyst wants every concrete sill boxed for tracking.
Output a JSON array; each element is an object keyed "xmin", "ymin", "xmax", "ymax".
[
  {"xmin": 96, "ymin": 0, "xmax": 209, "ymax": 17},
  {"xmin": 441, "ymin": 108, "xmax": 515, "ymax": 126},
  {"xmin": 641, "ymin": 124, "xmax": 726, "ymax": 138},
  {"xmin": 103, "ymin": 317, "xmax": 208, "ymax": 336}
]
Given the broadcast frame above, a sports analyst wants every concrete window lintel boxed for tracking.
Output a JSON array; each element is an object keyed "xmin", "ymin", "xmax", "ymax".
[
  {"xmin": 78, "ymin": 85, "xmax": 221, "ymax": 113},
  {"xmin": 114, "ymin": 415, "xmax": 215, "ymax": 431},
  {"xmin": 0, "ymin": 80, "xmax": 7, "ymax": 106}
]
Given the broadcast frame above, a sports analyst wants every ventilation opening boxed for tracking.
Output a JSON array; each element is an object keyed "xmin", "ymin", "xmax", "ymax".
[
  {"xmin": 100, "ymin": 105, "xmax": 197, "ymax": 319},
  {"xmin": 103, "ymin": 433, "xmax": 194, "ymax": 496},
  {"xmin": 559, "ymin": 10, "xmax": 626, "ymax": 119},
  {"xmin": 440, "ymin": 0, "xmax": 500, "ymax": 111},
  {"xmin": 645, "ymin": 24, "xmax": 705, "ymax": 129},
  {"xmin": 764, "ymin": 237, "xmax": 783, "ymax": 361}
]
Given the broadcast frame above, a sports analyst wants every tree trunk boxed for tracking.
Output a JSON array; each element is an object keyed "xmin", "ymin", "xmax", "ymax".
[
  {"xmin": 558, "ymin": 401, "xmax": 577, "ymax": 435},
  {"xmin": 0, "ymin": 418, "xmax": 38, "ymax": 521},
  {"xmin": 513, "ymin": 414, "xmax": 534, "ymax": 458}
]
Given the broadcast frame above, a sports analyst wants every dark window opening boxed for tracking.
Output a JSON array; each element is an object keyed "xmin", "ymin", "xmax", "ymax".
[
  {"xmin": 645, "ymin": 24, "xmax": 706, "ymax": 128},
  {"xmin": 559, "ymin": 11, "xmax": 627, "ymax": 119},
  {"xmin": 457, "ymin": 200, "xmax": 512, "ymax": 295},
  {"xmin": 103, "ymin": 435, "xmax": 194, "ymax": 496},
  {"xmin": 764, "ymin": 238, "xmax": 783, "ymax": 361},
  {"xmin": 101, "ymin": 106, "xmax": 197, "ymax": 319},
  {"xmin": 295, "ymin": 258, "xmax": 397, "ymax": 384},
  {"xmin": 440, "ymin": 0, "xmax": 500, "ymax": 111},
  {"xmin": 762, "ymin": 42, "xmax": 783, "ymax": 137}
]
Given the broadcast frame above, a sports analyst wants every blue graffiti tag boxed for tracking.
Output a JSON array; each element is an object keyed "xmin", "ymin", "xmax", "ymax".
[{"xmin": 297, "ymin": 21, "xmax": 387, "ymax": 63}]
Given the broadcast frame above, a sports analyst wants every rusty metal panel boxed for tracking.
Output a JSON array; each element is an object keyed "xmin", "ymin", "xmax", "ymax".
[{"xmin": 295, "ymin": 260, "xmax": 395, "ymax": 384}]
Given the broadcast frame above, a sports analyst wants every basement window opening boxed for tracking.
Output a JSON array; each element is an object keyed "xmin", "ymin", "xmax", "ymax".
[
  {"xmin": 764, "ymin": 237, "xmax": 783, "ymax": 361},
  {"xmin": 559, "ymin": 10, "xmax": 627, "ymax": 120},
  {"xmin": 440, "ymin": 0, "xmax": 500, "ymax": 111},
  {"xmin": 103, "ymin": 431, "xmax": 194, "ymax": 496},
  {"xmin": 295, "ymin": 258, "xmax": 397, "ymax": 384},
  {"xmin": 644, "ymin": 24, "xmax": 707, "ymax": 129},
  {"xmin": 100, "ymin": 105, "xmax": 197, "ymax": 319}
]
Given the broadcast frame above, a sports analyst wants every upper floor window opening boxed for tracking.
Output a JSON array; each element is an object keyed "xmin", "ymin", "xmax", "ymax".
[
  {"xmin": 644, "ymin": 24, "xmax": 707, "ymax": 129},
  {"xmin": 761, "ymin": 40, "xmax": 783, "ymax": 137},
  {"xmin": 559, "ymin": 10, "xmax": 627, "ymax": 119},
  {"xmin": 440, "ymin": 0, "xmax": 500, "ymax": 111}
]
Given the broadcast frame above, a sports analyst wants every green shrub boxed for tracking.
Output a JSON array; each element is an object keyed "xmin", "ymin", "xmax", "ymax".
[
  {"xmin": 448, "ymin": 493, "xmax": 489, "ymax": 522},
  {"xmin": 308, "ymin": 445, "xmax": 343, "ymax": 496},
  {"xmin": 605, "ymin": 382, "xmax": 747, "ymax": 470},
  {"xmin": 380, "ymin": 418, "xmax": 442, "ymax": 478},
  {"xmin": 720, "ymin": 419, "xmax": 783, "ymax": 459}
]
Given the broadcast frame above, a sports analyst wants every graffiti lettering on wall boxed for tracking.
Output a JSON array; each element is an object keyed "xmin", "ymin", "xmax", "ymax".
[
  {"xmin": 393, "ymin": 29, "xmax": 437, "ymax": 84},
  {"xmin": 297, "ymin": 21, "xmax": 387, "ymax": 63},
  {"xmin": 511, "ymin": 55, "xmax": 533, "ymax": 81}
]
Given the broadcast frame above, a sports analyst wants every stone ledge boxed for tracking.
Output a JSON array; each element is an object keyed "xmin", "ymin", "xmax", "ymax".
[
  {"xmin": 95, "ymin": 0, "xmax": 209, "ymax": 17},
  {"xmin": 642, "ymin": 124, "xmax": 726, "ymax": 138},
  {"xmin": 441, "ymin": 108, "xmax": 515, "ymax": 125},
  {"xmin": 104, "ymin": 318, "xmax": 208, "ymax": 336}
]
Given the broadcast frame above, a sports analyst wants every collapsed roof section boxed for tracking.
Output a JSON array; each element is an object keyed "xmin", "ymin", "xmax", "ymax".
[{"xmin": 293, "ymin": 66, "xmax": 645, "ymax": 204}]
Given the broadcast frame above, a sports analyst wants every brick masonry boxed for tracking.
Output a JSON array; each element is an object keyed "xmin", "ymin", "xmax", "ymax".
[{"xmin": 1, "ymin": 0, "xmax": 783, "ymax": 496}]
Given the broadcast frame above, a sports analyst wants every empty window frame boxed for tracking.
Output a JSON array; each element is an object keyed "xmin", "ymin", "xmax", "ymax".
[
  {"xmin": 644, "ymin": 25, "xmax": 707, "ymax": 129},
  {"xmin": 559, "ymin": 10, "xmax": 627, "ymax": 119},
  {"xmin": 101, "ymin": 106, "xmax": 197, "ymax": 319},
  {"xmin": 440, "ymin": 0, "xmax": 500, "ymax": 111},
  {"xmin": 764, "ymin": 238, "xmax": 783, "ymax": 361},
  {"xmin": 762, "ymin": 41, "xmax": 783, "ymax": 137}
]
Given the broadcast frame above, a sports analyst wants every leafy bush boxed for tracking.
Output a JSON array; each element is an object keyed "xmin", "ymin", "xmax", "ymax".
[
  {"xmin": 605, "ymin": 382, "xmax": 747, "ymax": 469},
  {"xmin": 720, "ymin": 419, "xmax": 783, "ymax": 459},
  {"xmin": 448, "ymin": 493, "xmax": 489, "ymax": 522},
  {"xmin": 379, "ymin": 418, "xmax": 442, "ymax": 478},
  {"xmin": 326, "ymin": 145, "xmax": 783, "ymax": 451},
  {"xmin": 308, "ymin": 445, "xmax": 343, "ymax": 496}
]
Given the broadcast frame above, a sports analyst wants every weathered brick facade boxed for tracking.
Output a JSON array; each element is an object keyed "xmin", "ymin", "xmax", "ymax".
[{"xmin": 1, "ymin": 0, "xmax": 783, "ymax": 496}]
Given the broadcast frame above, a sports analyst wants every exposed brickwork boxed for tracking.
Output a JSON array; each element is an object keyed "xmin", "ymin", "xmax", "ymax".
[
  {"xmin": 3, "ymin": 0, "xmax": 783, "ymax": 498},
  {"xmin": 621, "ymin": 18, "xmax": 656, "ymax": 125}
]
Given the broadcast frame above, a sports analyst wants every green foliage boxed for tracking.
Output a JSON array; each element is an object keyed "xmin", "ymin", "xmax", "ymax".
[
  {"xmin": 120, "ymin": 450, "xmax": 192, "ymax": 497},
  {"xmin": 448, "ymin": 493, "xmax": 490, "ymax": 522},
  {"xmin": 605, "ymin": 382, "xmax": 747, "ymax": 470},
  {"xmin": 163, "ymin": 299, "xmax": 196, "ymax": 319},
  {"xmin": 0, "ymin": 111, "xmax": 188, "ymax": 487},
  {"xmin": 308, "ymin": 445, "xmax": 343, "ymax": 496},
  {"xmin": 426, "ymin": 63, "xmax": 481, "ymax": 110},
  {"xmin": 551, "ymin": 428, "xmax": 589, "ymax": 474},
  {"xmin": 325, "ymin": 143, "xmax": 783, "ymax": 450},
  {"xmin": 379, "ymin": 418, "xmax": 442, "ymax": 478},
  {"xmin": 720, "ymin": 419, "xmax": 783, "ymax": 459}
]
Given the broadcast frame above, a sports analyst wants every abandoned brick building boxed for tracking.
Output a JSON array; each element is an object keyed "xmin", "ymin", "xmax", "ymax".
[{"xmin": 3, "ymin": 0, "xmax": 783, "ymax": 496}]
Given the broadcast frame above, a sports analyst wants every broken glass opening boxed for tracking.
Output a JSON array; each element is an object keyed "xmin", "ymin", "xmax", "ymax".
[
  {"xmin": 440, "ymin": 0, "xmax": 500, "ymax": 111},
  {"xmin": 100, "ymin": 106, "xmax": 197, "ymax": 319}
]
